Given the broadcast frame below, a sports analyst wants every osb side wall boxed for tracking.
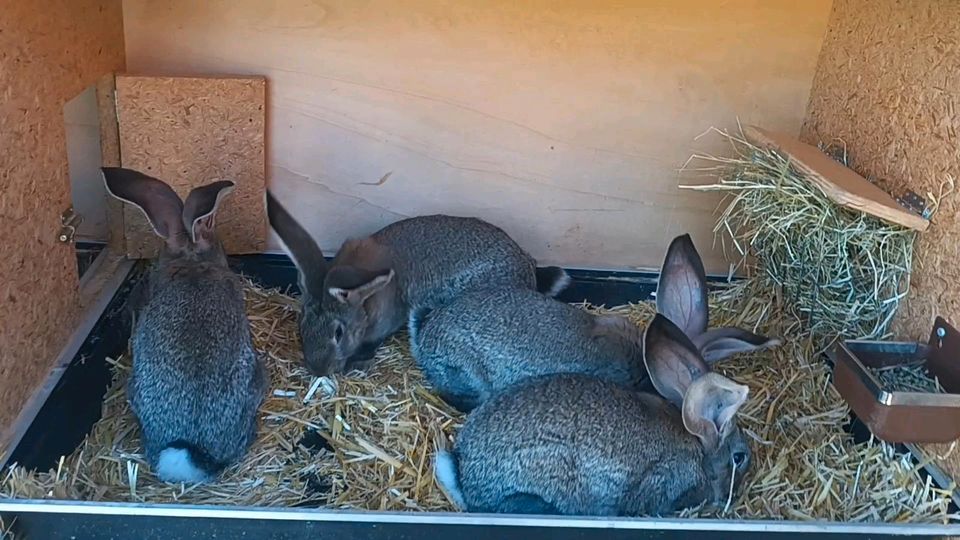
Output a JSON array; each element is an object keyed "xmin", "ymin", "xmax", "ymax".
[
  {"xmin": 0, "ymin": 2, "xmax": 125, "ymax": 437},
  {"xmin": 801, "ymin": 0, "xmax": 960, "ymax": 341},
  {"xmin": 802, "ymin": 0, "xmax": 960, "ymax": 482},
  {"xmin": 122, "ymin": 0, "xmax": 832, "ymax": 273},
  {"xmin": 116, "ymin": 75, "xmax": 267, "ymax": 258}
]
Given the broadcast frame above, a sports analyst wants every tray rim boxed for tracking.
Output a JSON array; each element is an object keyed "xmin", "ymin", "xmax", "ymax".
[{"xmin": 2, "ymin": 499, "xmax": 960, "ymax": 535}]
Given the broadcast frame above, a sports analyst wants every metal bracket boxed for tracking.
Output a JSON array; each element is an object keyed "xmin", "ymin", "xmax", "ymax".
[
  {"xmin": 895, "ymin": 189, "xmax": 932, "ymax": 219},
  {"xmin": 927, "ymin": 316, "xmax": 960, "ymax": 394},
  {"xmin": 58, "ymin": 206, "xmax": 83, "ymax": 244}
]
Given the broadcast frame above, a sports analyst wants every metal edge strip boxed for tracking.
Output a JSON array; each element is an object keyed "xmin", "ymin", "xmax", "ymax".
[{"xmin": 0, "ymin": 500, "xmax": 958, "ymax": 534}]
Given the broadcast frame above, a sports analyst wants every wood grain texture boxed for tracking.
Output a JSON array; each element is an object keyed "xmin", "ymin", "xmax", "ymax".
[
  {"xmin": 744, "ymin": 126, "xmax": 929, "ymax": 231},
  {"xmin": 0, "ymin": 0, "xmax": 124, "ymax": 440},
  {"xmin": 121, "ymin": 0, "xmax": 833, "ymax": 273},
  {"xmin": 97, "ymin": 74, "xmax": 126, "ymax": 252},
  {"xmin": 801, "ymin": 0, "xmax": 960, "ymax": 484},
  {"xmin": 115, "ymin": 75, "xmax": 267, "ymax": 258}
]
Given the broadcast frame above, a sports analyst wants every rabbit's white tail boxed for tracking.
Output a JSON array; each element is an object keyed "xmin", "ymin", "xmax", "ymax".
[
  {"xmin": 434, "ymin": 450, "xmax": 466, "ymax": 510},
  {"xmin": 156, "ymin": 444, "xmax": 213, "ymax": 483}
]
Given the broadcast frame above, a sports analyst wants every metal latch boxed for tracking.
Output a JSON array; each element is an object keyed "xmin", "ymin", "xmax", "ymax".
[
  {"xmin": 895, "ymin": 190, "xmax": 932, "ymax": 219},
  {"xmin": 58, "ymin": 207, "xmax": 83, "ymax": 244}
]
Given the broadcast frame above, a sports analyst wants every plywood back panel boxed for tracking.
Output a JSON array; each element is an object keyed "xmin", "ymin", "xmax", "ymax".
[
  {"xmin": 121, "ymin": 0, "xmax": 833, "ymax": 273},
  {"xmin": 0, "ymin": 0, "xmax": 125, "ymax": 441},
  {"xmin": 801, "ymin": 0, "xmax": 960, "ymax": 485},
  {"xmin": 115, "ymin": 75, "xmax": 267, "ymax": 258}
]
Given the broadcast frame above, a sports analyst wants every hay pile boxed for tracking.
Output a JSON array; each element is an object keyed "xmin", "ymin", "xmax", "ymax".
[
  {"xmin": 681, "ymin": 128, "xmax": 918, "ymax": 348},
  {"xmin": 1, "ymin": 277, "xmax": 957, "ymax": 523}
]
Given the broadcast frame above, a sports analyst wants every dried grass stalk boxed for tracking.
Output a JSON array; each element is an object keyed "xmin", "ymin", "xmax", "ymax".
[
  {"xmin": 1, "ymin": 279, "xmax": 956, "ymax": 523},
  {"xmin": 681, "ymin": 127, "xmax": 918, "ymax": 349}
]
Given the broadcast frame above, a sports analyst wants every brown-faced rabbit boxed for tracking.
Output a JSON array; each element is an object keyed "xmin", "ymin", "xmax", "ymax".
[
  {"xmin": 103, "ymin": 167, "xmax": 266, "ymax": 484},
  {"xmin": 266, "ymin": 192, "xmax": 569, "ymax": 376},
  {"xmin": 435, "ymin": 314, "xmax": 751, "ymax": 516},
  {"xmin": 409, "ymin": 286, "xmax": 645, "ymax": 412},
  {"xmin": 657, "ymin": 233, "xmax": 779, "ymax": 362}
]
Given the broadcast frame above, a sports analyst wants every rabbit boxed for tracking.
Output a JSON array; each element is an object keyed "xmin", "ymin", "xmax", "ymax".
[
  {"xmin": 408, "ymin": 232, "xmax": 778, "ymax": 413},
  {"xmin": 656, "ymin": 233, "xmax": 780, "ymax": 363},
  {"xmin": 434, "ymin": 313, "xmax": 752, "ymax": 517},
  {"xmin": 102, "ymin": 167, "xmax": 267, "ymax": 484},
  {"xmin": 266, "ymin": 191, "xmax": 570, "ymax": 376},
  {"xmin": 409, "ymin": 286, "xmax": 646, "ymax": 412}
]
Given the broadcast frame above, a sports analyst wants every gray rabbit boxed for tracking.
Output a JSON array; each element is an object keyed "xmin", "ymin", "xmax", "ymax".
[
  {"xmin": 103, "ymin": 167, "xmax": 266, "ymax": 484},
  {"xmin": 409, "ymin": 286, "xmax": 645, "ymax": 412},
  {"xmin": 435, "ymin": 314, "xmax": 752, "ymax": 516},
  {"xmin": 409, "ymin": 232, "xmax": 777, "ymax": 412},
  {"xmin": 266, "ymin": 192, "xmax": 569, "ymax": 376}
]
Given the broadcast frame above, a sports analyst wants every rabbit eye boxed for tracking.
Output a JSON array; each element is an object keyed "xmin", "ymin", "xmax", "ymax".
[
  {"xmin": 732, "ymin": 451, "xmax": 747, "ymax": 467},
  {"xmin": 334, "ymin": 324, "xmax": 344, "ymax": 343}
]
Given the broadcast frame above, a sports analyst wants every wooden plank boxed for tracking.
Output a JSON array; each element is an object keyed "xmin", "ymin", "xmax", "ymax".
[
  {"xmin": 115, "ymin": 75, "xmax": 267, "ymax": 258},
  {"xmin": 744, "ymin": 125, "xmax": 929, "ymax": 232},
  {"xmin": 96, "ymin": 73, "xmax": 125, "ymax": 252},
  {"xmin": 0, "ymin": 0, "xmax": 124, "ymax": 439}
]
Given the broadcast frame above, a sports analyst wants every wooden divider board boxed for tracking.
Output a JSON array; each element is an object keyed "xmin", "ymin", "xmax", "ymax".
[
  {"xmin": 744, "ymin": 125, "xmax": 929, "ymax": 232},
  {"xmin": 115, "ymin": 75, "xmax": 267, "ymax": 258}
]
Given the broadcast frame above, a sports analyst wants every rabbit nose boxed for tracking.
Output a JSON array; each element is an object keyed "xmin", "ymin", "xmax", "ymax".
[{"xmin": 304, "ymin": 355, "xmax": 335, "ymax": 377}]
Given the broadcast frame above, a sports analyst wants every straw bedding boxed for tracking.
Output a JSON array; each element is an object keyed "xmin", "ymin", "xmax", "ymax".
[
  {"xmin": 0, "ymin": 276, "xmax": 956, "ymax": 523},
  {"xmin": 2, "ymin": 127, "xmax": 957, "ymax": 524}
]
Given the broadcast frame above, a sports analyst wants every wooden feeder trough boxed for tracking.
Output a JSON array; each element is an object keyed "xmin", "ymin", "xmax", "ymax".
[{"xmin": 833, "ymin": 318, "xmax": 960, "ymax": 444}]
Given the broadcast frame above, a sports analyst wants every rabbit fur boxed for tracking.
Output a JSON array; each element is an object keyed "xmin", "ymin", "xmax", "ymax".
[
  {"xmin": 266, "ymin": 192, "xmax": 569, "ymax": 376},
  {"xmin": 435, "ymin": 314, "xmax": 752, "ymax": 516},
  {"xmin": 103, "ymin": 167, "xmax": 266, "ymax": 484},
  {"xmin": 410, "ymin": 233, "xmax": 777, "ymax": 412},
  {"xmin": 409, "ymin": 286, "xmax": 645, "ymax": 412}
]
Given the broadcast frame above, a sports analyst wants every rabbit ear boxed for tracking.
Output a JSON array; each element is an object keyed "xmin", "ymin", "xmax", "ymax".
[
  {"xmin": 693, "ymin": 327, "xmax": 781, "ymax": 364},
  {"xmin": 326, "ymin": 267, "xmax": 395, "ymax": 306},
  {"xmin": 182, "ymin": 180, "xmax": 235, "ymax": 247},
  {"xmin": 642, "ymin": 313, "xmax": 710, "ymax": 408},
  {"xmin": 656, "ymin": 234, "xmax": 709, "ymax": 338},
  {"xmin": 101, "ymin": 167, "xmax": 187, "ymax": 249},
  {"xmin": 266, "ymin": 191, "xmax": 329, "ymax": 297},
  {"xmin": 681, "ymin": 372, "xmax": 749, "ymax": 451}
]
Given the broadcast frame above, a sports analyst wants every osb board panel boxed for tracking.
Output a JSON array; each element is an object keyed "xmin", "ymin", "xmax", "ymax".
[
  {"xmin": 122, "ymin": 0, "xmax": 832, "ymax": 273},
  {"xmin": 115, "ymin": 75, "xmax": 267, "ymax": 258},
  {"xmin": 800, "ymin": 0, "xmax": 960, "ymax": 483},
  {"xmin": 0, "ymin": 0, "xmax": 124, "ymax": 441}
]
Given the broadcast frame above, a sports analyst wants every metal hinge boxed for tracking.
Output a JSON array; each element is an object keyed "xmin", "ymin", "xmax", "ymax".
[
  {"xmin": 58, "ymin": 206, "xmax": 83, "ymax": 244},
  {"xmin": 895, "ymin": 190, "xmax": 932, "ymax": 220}
]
